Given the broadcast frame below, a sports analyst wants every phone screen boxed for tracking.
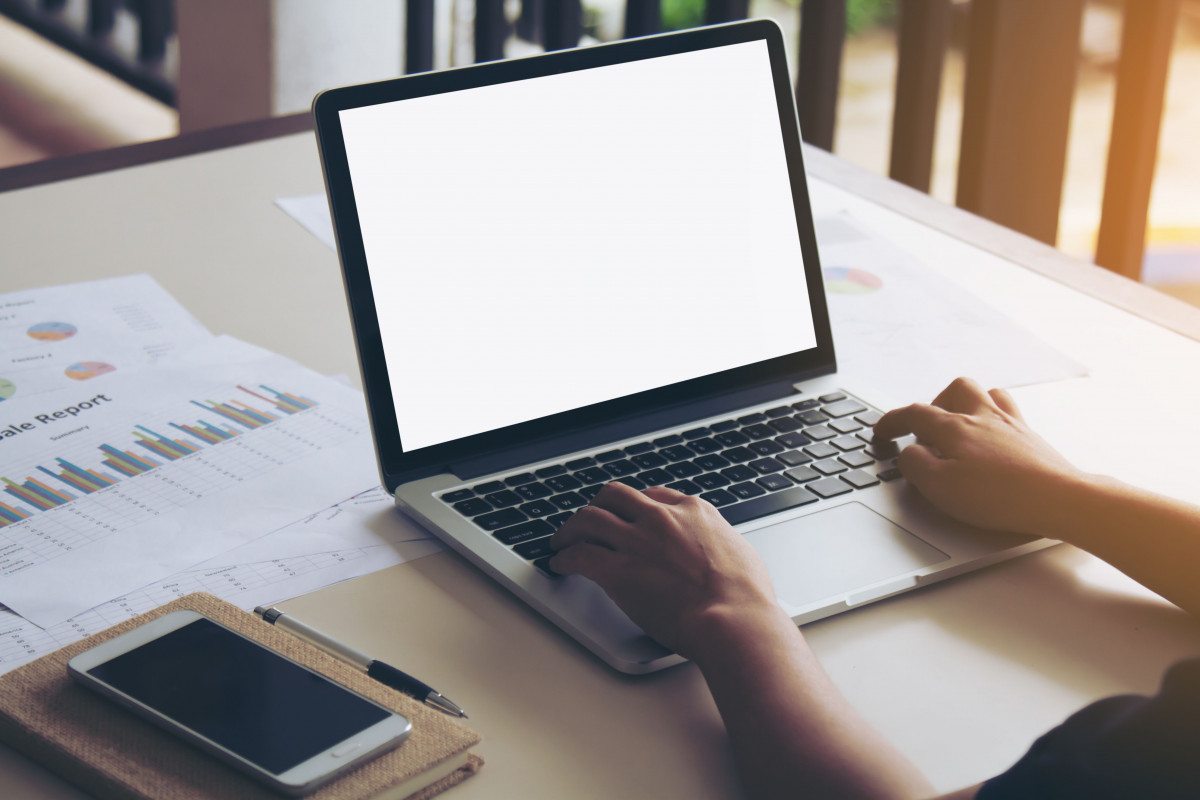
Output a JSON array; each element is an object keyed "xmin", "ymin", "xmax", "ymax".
[{"xmin": 84, "ymin": 618, "xmax": 393, "ymax": 774}]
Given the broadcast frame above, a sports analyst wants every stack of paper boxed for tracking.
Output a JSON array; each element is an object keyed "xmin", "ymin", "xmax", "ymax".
[{"xmin": 0, "ymin": 276, "xmax": 441, "ymax": 675}]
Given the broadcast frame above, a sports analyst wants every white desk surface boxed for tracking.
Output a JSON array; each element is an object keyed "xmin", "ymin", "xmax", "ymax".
[{"xmin": 3, "ymin": 130, "xmax": 1200, "ymax": 799}]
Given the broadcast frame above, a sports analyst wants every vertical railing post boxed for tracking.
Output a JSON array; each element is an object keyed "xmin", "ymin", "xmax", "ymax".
[
  {"xmin": 516, "ymin": 0, "xmax": 543, "ymax": 44},
  {"xmin": 406, "ymin": 0, "xmax": 435, "ymax": 73},
  {"xmin": 956, "ymin": 0, "xmax": 1084, "ymax": 246},
  {"xmin": 543, "ymin": 0, "xmax": 582, "ymax": 51},
  {"xmin": 87, "ymin": 0, "xmax": 119, "ymax": 37},
  {"xmin": 704, "ymin": 0, "xmax": 748, "ymax": 25},
  {"xmin": 889, "ymin": 0, "xmax": 950, "ymax": 192},
  {"xmin": 475, "ymin": 0, "xmax": 509, "ymax": 63},
  {"xmin": 133, "ymin": 0, "xmax": 172, "ymax": 62},
  {"xmin": 624, "ymin": 0, "xmax": 661, "ymax": 39},
  {"xmin": 796, "ymin": 0, "xmax": 845, "ymax": 151},
  {"xmin": 1095, "ymin": 1, "xmax": 1181, "ymax": 280}
]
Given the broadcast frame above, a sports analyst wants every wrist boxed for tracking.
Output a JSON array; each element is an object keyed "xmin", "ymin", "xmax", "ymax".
[
  {"xmin": 1028, "ymin": 470, "xmax": 1120, "ymax": 543},
  {"xmin": 681, "ymin": 594, "xmax": 797, "ymax": 668}
]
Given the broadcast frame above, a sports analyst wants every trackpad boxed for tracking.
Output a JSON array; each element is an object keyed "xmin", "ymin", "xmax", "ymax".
[{"xmin": 744, "ymin": 502, "xmax": 949, "ymax": 608}]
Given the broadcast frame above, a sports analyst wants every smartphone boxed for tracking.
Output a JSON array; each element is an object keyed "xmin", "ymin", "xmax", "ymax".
[{"xmin": 68, "ymin": 610, "xmax": 412, "ymax": 796}]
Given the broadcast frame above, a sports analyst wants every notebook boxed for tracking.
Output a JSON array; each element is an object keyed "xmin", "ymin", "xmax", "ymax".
[{"xmin": 313, "ymin": 19, "xmax": 1052, "ymax": 674}]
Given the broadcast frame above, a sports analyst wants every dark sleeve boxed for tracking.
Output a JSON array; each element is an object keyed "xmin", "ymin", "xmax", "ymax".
[{"xmin": 976, "ymin": 659, "xmax": 1200, "ymax": 800}]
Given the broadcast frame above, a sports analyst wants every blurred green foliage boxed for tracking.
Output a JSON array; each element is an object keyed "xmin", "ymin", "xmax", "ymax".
[{"xmin": 660, "ymin": 0, "xmax": 895, "ymax": 34}]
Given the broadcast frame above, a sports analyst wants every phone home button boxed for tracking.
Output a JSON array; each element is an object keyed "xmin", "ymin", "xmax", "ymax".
[{"xmin": 330, "ymin": 742, "xmax": 362, "ymax": 759}]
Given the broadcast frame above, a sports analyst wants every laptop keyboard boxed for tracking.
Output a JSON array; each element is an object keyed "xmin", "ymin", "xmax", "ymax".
[{"xmin": 437, "ymin": 392, "xmax": 901, "ymax": 575}]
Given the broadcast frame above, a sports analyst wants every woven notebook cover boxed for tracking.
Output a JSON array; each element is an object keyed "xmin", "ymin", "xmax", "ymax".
[{"xmin": 0, "ymin": 592, "xmax": 482, "ymax": 800}]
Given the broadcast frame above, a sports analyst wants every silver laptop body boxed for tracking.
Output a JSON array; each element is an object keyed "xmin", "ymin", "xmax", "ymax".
[{"xmin": 314, "ymin": 20, "xmax": 1051, "ymax": 674}]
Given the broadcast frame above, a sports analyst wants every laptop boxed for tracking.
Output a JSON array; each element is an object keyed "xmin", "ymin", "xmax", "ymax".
[{"xmin": 313, "ymin": 19, "xmax": 1051, "ymax": 674}]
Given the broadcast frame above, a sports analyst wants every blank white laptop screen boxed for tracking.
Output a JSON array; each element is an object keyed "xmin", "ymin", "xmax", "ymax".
[{"xmin": 339, "ymin": 39, "xmax": 817, "ymax": 453}]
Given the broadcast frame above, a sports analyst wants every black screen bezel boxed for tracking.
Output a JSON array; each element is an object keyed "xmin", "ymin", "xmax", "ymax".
[{"xmin": 314, "ymin": 20, "xmax": 834, "ymax": 489}]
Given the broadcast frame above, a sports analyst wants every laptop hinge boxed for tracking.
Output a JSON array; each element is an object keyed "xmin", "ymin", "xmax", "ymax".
[{"xmin": 447, "ymin": 378, "xmax": 804, "ymax": 482}]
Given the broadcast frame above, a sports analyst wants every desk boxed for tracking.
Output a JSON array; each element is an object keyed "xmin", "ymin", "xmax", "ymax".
[{"xmin": 3, "ymin": 118, "xmax": 1200, "ymax": 798}]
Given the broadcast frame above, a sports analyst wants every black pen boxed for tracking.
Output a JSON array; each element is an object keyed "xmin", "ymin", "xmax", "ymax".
[{"xmin": 254, "ymin": 606, "xmax": 467, "ymax": 718}]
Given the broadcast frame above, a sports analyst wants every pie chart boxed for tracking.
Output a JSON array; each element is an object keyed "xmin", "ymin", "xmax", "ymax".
[
  {"xmin": 27, "ymin": 321, "xmax": 78, "ymax": 341},
  {"xmin": 824, "ymin": 266, "xmax": 883, "ymax": 295},
  {"xmin": 64, "ymin": 362, "xmax": 116, "ymax": 381},
  {"xmin": 0, "ymin": 378, "xmax": 14, "ymax": 401}
]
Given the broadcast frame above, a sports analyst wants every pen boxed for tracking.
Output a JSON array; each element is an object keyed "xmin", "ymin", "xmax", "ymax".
[{"xmin": 253, "ymin": 606, "xmax": 467, "ymax": 718}]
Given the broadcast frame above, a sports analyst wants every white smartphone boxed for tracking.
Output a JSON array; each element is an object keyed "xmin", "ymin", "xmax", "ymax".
[{"xmin": 68, "ymin": 609, "xmax": 413, "ymax": 796}]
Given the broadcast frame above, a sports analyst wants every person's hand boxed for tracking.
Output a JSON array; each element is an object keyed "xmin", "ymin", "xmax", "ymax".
[
  {"xmin": 874, "ymin": 377, "xmax": 1090, "ymax": 537},
  {"xmin": 548, "ymin": 482, "xmax": 780, "ymax": 659}
]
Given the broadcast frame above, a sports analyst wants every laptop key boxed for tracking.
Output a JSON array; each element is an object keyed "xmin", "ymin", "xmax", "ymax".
[
  {"xmin": 493, "ymin": 519, "xmax": 555, "ymax": 545},
  {"xmin": 748, "ymin": 439, "xmax": 784, "ymax": 456},
  {"xmin": 660, "ymin": 445, "xmax": 695, "ymax": 462},
  {"xmin": 718, "ymin": 486, "xmax": 819, "ymax": 525},
  {"xmin": 855, "ymin": 410, "xmax": 883, "ymax": 426},
  {"xmin": 694, "ymin": 472, "xmax": 732, "ymax": 490},
  {"xmin": 441, "ymin": 489, "xmax": 474, "ymax": 503},
  {"xmin": 519, "ymin": 499, "xmax": 557, "ymax": 518},
  {"xmin": 453, "ymin": 498, "xmax": 493, "ymax": 516},
  {"xmin": 784, "ymin": 466, "xmax": 820, "ymax": 484},
  {"xmin": 504, "ymin": 472, "xmax": 537, "ymax": 486},
  {"xmin": 805, "ymin": 424, "xmax": 837, "ymax": 441},
  {"xmin": 547, "ymin": 512, "xmax": 575, "ymax": 528},
  {"xmin": 615, "ymin": 475, "xmax": 647, "ymax": 490},
  {"xmin": 715, "ymin": 430, "xmax": 751, "ymax": 447},
  {"xmin": 765, "ymin": 405, "xmax": 793, "ymax": 418},
  {"xmin": 515, "ymin": 482, "xmax": 553, "ymax": 500},
  {"xmin": 748, "ymin": 457, "xmax": 785, "ymax": 474},
  {"xmin": 792, "ymin": 399, "xmax": 820, "ymax": 411},
  {"xmin": 777, "ymin": 449, "xmax": 812, "ymax": 467},
  {"xmin": 514, "ymin": 536, "xmax": 556, "ymax": 560},
  {"xmin": 549, "ymin": 491, "xmax": 588, "ymax": 510},
  {"xmin": 639, "ymin": 468, "xmax": 673, "ymax": 486},
  {"xmin": 812, "ymin": 459, "xmax": 847, "ymax": 476},
  {"xmin": 775, "ymin": 431, "xmax": 811, "ymax": 449},
  {"xmin": 699, "ymin": 489, "xmax": 738, "ymax": 507},
  {"xmin": 755, "ymin": 474, "xmax": 792, "ymax": 492},
  {"xmin": 473, "ymin": 508, "xmax": 527, "ymax": 530},
  {"xmin": 578, "ymin": 484, "xmax": 605, "ymax": 500},
  {"xmin": 682, "ymin": 426, "xmax": 711, "ymax": 440},
  {"xmin": 729, "ymin": 481, "xmax": 767, "ymax": 499},
  {"xmin": 603, "ymin": 459, "xmax": 639, "ymax": 477},
  {"xmin": 830, "ymin": 418, "xmax": 863, "ymax": 434},
  {"xmin": 688, "ymin": 437, "xmax": 723, "ymax": 454},
  {"xmin": 797, "ymin": 409, "xmax": 828, "ymax": 425},
  {"xmin": 535, "ymin": 465, "xmax": 567, "ymax": 478},
  {"xmin": 545, "ymin": 474, "xmax": 583, "ymax": 492},
  {"xmin": 737, "ymin": 412, "xmax": 768, "ymax": 425},
  {"xmin": 564, "ymin": 457, "xmax": 596, "ymax": 470},
  {"xmin": 721, "ymin": 464, "xmax": 757, "ymax": 482},
  {"xmin": 473, "ymin": 480, "xmax": 505, "ymax": 494},
  {"xmin": 596, "ymin": 449, "xmax": 625, "ymax": 463},
  {"xmin": 839, "ymin": 450, "xmax": 875, "ymax": 469},
  {"xmin": 832, "ymin": 435, "xmax": 866, "ymax": 452},
  {"xmin": 631, "ymin": 452, "xmax": 668, "ymax": 469},
  {"xmin": 665, "ymin": 461, "xmax": 702, "ymax": 478},
  {"xmin": 822, "ymin": 398, "xmax": 868, "ymax": 418},
  {"xmin": 742, "ymin": 423, "xmax": 775, "ymax": 440},
  {"xmin": 574, "ymin": 466, "xmax": 610, "ymax": 484},
  {"xmin": 819, "ymin": 392, "xmax": 847, "ymax": 403},
  {"xmin": 804, "ymin": 442, "xmax": 839, "ymax": 459},
  {"xmin": 624, "ymin": 442, "xmax": 655, "ymax": 455},
  {"xmin": 533, "ymin": 555, "xmax": 560, "ymax": 577},
  {"xmin": 842, "ymin": 469, "xmax": 880, "ymax": 489},
  {"xmin": 666, "ymin": 479, "xmax": 703, "ymax": 495},
  {"xmin": 653, "ymin": 434, "xmax": 684, "ymax": 447},
  {"xmin": 768, "ymin": 416, "xmax": 803, "ymax": 433},
  {"xmin": 722, "ymin": 446, "xmax": 756, "ymax": 463},
  {"xmin": 693, "ymin": 453, "xmax": 731, "ymax": 471},
  {"xmin": 807, "ymin": 477, "xmax": 854, "ymax": 499},
  {"xmin": 877, "ymin": 467, "xmax": 904, "ymax": 482},
  {"xmin": 710, "ymin": 419, "xmax": 739, "ymax": 432}
]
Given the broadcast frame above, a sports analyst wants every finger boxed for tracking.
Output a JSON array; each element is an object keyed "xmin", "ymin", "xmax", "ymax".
[
  {"xmin": 550, "ymin": 504, "xmax": 628, "ymax": 551},
  {"xmin": 988, "ymin": 388, "xmax": 1024, "ymax": 419},
  {"xmin": 587, "ymin": 480, "xmax": 655, "ymax": 522},
  {"xmin": 931, "ymin": 377, "xmax": 990, "ymax": 414},
  {"xmin": 641, "ymin": 484, "xmax": 687, "ymax": 504},
  {"xmin": 548, "ymin": 541, "xmax": 627, "ymax": 585},
  {"xmin": 895, "ymin": 442, "xmax": 945, "ymax": 487},
  {"xmin": 874, "ymin": 403, "xmax": 953, "ymax": 443}
]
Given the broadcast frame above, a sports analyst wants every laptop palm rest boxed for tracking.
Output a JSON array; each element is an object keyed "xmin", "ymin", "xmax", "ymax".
[{"xmin": 745, "ymin": 502, "xmax": 949, "ymax": 609}]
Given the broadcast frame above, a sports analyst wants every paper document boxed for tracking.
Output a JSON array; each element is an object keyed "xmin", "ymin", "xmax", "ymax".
[
  {"xmin": 0, "ymin": 485, "xmax": 443, "ymax": 676},
  {"xmin": 0, "ymin": 275, "xmax": 212, "ymax": 403},
  {"xmin": 814, "ymin": 213, "xmax": 1087, "ymax": 406},
  {"xmin": 0, "ymin": 336, "xmax": 380, "ymax": 628},
  {"xmin": 276, "ymin": 194, "xmax": 337, "ymax": 250}
]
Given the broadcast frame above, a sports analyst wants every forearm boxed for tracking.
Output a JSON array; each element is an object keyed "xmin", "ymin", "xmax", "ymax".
[
  {"xmin": 690, "ymin": 604, "xmax": 935, "ymax": 800},
  {"xmin": 1047, "ymin": 475, "xmax": 1200, "ymax": 617}
]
